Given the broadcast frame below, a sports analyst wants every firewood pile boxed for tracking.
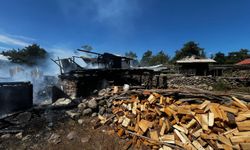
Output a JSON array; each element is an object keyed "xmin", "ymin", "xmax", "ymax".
[{"xmin": 100, "ymin": 88, "xmax": 250, "ymax": 150}]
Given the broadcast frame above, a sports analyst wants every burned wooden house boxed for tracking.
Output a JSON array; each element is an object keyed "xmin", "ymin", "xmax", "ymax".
[
  {"xmin": 52, "ymin": 50, "xmax": 166, "ymax": 99},
  {"xmin": 176, "ymin": 56, "xmax": 216, "ymax": 76}
]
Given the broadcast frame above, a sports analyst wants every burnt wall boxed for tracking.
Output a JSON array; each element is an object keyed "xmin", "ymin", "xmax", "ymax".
[{"xmin": 0, "ymin": 82, "xmax": 33, "ymax": 117}]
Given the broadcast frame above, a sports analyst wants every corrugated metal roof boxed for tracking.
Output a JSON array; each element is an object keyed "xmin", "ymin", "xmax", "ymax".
[
  {"xmin": 236, "ymin": 58, "xmax": 250, "ymax": 65},
  {"xmin": 176, "ymin": 56, "xmax": 216, "ymax": 63}
]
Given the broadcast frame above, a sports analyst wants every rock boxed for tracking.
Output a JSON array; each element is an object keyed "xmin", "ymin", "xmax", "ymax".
[
  {"xmin": 91, "ymin": 113, "xmax": 97, "ymax": 117},
  {"xmin": 123, "ymin": 84, "xmax": 129, "ymax": 92},
  {"xmin": 66, "ymin": 110, "xmax": 80, "ymax": 119},
  {"xmin": 52, "ymin": 98, "xmax": 71, "ymax": 106},
  {"xmin": 15, "ymin": 132, "xmax": 23, "ymax": 139},
  {"xmin": 87, "ymin": 98, "xmax": 97, "ymax": 109},
  {"xmin": 81, "ymin": 99, "xmax": 87, "ymax": 103},
  {"xmin": 22, "ymin": 135, "xmax": 31, "ymax": 141},
  {"xmin": 67, "ymin": 131, "xmax": 77, "ymax": 140},
  {"xmin": 208, "ymin": 86, "xmax": 213, "ymax": 91},
  {"xmin": 81, "ymin": 137, "xmax": 90, "ymax": 143},
  {"xmin": 98, "ymin": 89, "xmax": 107, "ymax": 96},
  {"xmin": 78, "ymin": 119, "xmax": 84, "ymax": 125},
  {"xmin": 11, "ymin": 112, "xmax": 32, "ymax": 124},
  {"xmin": 98, "ymin": 100, "xmax": 106, "ymax": 106},
  {"xmin": 82, "ymin": 108, "xmax": 92, "ymax": 116},
  {"xmin": 99, "ymin": 107, "xmax": 105, "ymax": 115},
  {"xmin": 48, "ymin": 133, "xmax": 61, "ymax": 144},
  {"xmin": 78, "ymin": 103, "xmax": 87, "ymax": 111},
  {"xmin": 113, "ymin": 86, "xmax": 119, "ymax": 94},
  {"xmin": 107, "ymin": 102, "xmax": 112, "ymax": 108},
  {"xmin": 106, "ymin": 108, "xmax": 112, "ymax": 114},
  {"xmin": 1, "ymin": 134, "xmax": 10, "ymax": 139}
]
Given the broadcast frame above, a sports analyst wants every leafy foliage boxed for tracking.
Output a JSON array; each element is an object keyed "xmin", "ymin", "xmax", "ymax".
[
  {"xmin": 172, "ymin": 41, "xmax": 205, "ymax": 62},
  {"xmin": 140, "ymin": 50, "xmax": 169, "ymax": 66},
  {"xmin": 1, "ymin": 44, "xmax": 48, "ymax": 66},
  {"xmin": 140, "ymin": 50, "xmax": 153, "ymax": 66},
  {"xmin": 213, "ymin": 49, "xmax": 250, "ymax": 64},
  {"xmin": 150, "ymin": 50, "xmax": 170, "ymax": 65},
  {"xmin": 125, "ymin": 51, "xmax": 137, "ymax": 59},
  {"xmin": 125, "ymin": 51, "xmax": 139, "ymax": 66},
  {"xmin": 214, "ymin": 52, "xmax": 226, "ymax": 64}
]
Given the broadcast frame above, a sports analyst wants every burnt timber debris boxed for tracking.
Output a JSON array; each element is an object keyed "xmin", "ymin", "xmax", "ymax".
[{"xmin": 52, "ymin": 50, "xmax": 167, "ymax": 98}]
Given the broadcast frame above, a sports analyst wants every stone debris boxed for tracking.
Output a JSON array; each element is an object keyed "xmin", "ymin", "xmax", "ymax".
[
  {"xmin": 1, "ymin": 134, "xmax": 10, "ymax": 139},
  {"xmin": 52, "ymin": 98, "xmax": 72, "ymax": 106},
  {"xmin": 66, "ymin": 131, "xmax": 77, "ymax": 140},
  {"xmin": 80, "ymin": 137, "xmax": 90, "ymax": 143},
  {"xmin": 87, "ymin": 98, "xmax": 97, "ymax": 109},
  {"xmin": 48, "ymin": 133, "xmax": 61, "ymax": 144},
  {"xmin": 15, "ymin": 132, "xmax": 23, "ymax": 139}
]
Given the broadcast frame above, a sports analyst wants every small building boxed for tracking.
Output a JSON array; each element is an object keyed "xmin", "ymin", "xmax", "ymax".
[{"xmin": 176, "ymin": 56, "xmax": 216, "ymax": 76}]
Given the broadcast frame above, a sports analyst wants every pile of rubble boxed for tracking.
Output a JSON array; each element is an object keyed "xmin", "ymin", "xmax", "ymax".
[
  {"xmin": 98, "ymin": 88, "xmax": 250, "ymax": 149},
  {"xmin": 57, "ymin": 85, "xmax": 131, "ymax": 120}
]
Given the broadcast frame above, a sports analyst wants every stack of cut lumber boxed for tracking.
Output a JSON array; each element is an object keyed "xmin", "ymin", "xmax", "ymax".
[{"xmin": 108, "ymin": 90, "xmax": 250, "ymax": 150}]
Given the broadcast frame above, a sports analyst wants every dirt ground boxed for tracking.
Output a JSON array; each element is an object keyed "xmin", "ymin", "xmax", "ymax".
[{"xmin": 0, "ymin": 115, "xmax": 126, "ymax": 150}]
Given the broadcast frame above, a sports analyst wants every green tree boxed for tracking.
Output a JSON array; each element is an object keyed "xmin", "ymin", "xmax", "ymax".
[
  {"xmin": 150, "ymin": 50, "xmax": 169, "ymax": 65},
  {"xmin": 1, "ymin": 44, "xmax": 48, "ymax": 66},
  {"xmin": 226, "ymin": 49, "xmax": 249, "ymax": 64},
  {"xmin": 140, "ymin": 50, "xmax": 153, "ymax": 66},
  {"xmin": 214, "ymin": 52, "xmax": 226, "ymax": 64},
  {"xmin": 172, "ymin": 41, "xmax": 205, "ymax": 62},
  {"xmin": 125, "ymin": 51, "xmax": 139, "ymax": 66},
  {"xmin": 125, "ymin": 51, "xmax": 137, "ymax": 59}
]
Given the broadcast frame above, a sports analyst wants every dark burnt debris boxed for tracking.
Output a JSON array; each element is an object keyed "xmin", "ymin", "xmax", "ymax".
[{"xmin": 52, "ymin": 50, "xmax": 167, "ymax": 98}]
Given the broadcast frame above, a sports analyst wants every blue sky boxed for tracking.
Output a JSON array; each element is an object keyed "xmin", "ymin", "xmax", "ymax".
[{"xmin": 0, "ymin": 0, "xmax": 250, "ymax": 58}]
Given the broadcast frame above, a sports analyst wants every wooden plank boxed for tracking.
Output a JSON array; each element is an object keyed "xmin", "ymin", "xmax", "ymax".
[
  {"xmin": 236, "ymin": 120, "xmax": 250, "ymax": 131},
  {"xmin": 234, "ymin": 131, "xmax": 250, "ymax": 136},
  {"xmin": 219, "ymin": 105, "xmax": 238, "ymax": 115},
  {"xmin": 230, "ymin": 135, "xmax": 250, "ymax": 144},
  {"xmin": 122, "ymin": 117, "xmax": 131, "ymax": 127},
  {"xmin": 159, "ymin": 134, "xmax": 175, "ymax": 144},
  {"xmin": 193, "ymin": 128, "xmax": 203, "ymax": 138},
  {"xmin": 177, "ymin": 107, "xmax": 193, "ymax": 115},
  {"xmin": 200, "ymin": 133, "xmax": 218, "ymax": 140},
  {"xmin": 239, "ymin": 111, "xmax": 250, "ymax": 118},
  {"xmin": 235, "ymin": 115, "xmax": 247, "ymax": 122},
  {"xmin": 132, "ymin": 101, "xmax": 137, "ymax": 115},
  {"xmin": 198, "ymin": 100, "xmax": 211, "ymax": 110},
  {"xmin": 186, "ymin": 119, "xmax": 197, "ymax": 129},
  {"xmin": 232, "ymin": 96, "xmax": 248, "ymax": 110},
  {"xmin": 174, "ymin": 129, "xmax": 189, "ymax": 144},
  {"xmin": 220, "ymin": 109, "xmax": 228, "ymax": 122},
  {"xmin": 192, "ymin": 140, "xmax": 205, "ymax": 150},
  {"xmin": 117, "ymin": 128, "xmax": 124, "ymax": 137},
  {"xmin": 160, "ymin": 121, "xmax": 166, "ymax": 136},
  {"xmin": 201, "ymin": 114, "xmax": 209, "ymax": 131},
  {"xmin": 148, "ymin": 94, "xmax": 156, "ymax": 104},
  {"xmin": 223, "ymin": 128, "xmax": 239, "ymax": 138},
  {"xmin": 173, "ymin": 125, "xmax": 188, "ymax": 134},
  {"xmin": 209, "ymin": 104, "xmax": 222, "ymax": 120},
  {"xmin": 138, "ymin": 119, "xmax": 153, "ymax": 133},
  {"xmin": 150, "ymin": 130, "xmax": 159, "ymax": 141},
  {"xmin": 222, "ymin": 144, "xmax": 233, "ymax": 150},
  {"xmin": 208, "ymin": 112, "xmax": 214, "ymax": 127},
  {"xmin": 218, "ymin": 135, "xmax": 232, "ymax": 146},
  {"xmin": 240, "ymin": 143, "xmax": 250, "ymax": 150}
]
